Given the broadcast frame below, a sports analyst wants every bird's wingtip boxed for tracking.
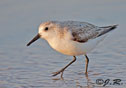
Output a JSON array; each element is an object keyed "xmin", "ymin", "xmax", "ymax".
[
  {"xmin": 111, "ymin": 24, "xmax": 119, "ymax": 29},
  {"xmin": 26, "ymin": 43, "xmax": 30, "ymax": 46},
  {"xmin": 113, "ymin": 24, "xmax": 119, "ymax": 27}
]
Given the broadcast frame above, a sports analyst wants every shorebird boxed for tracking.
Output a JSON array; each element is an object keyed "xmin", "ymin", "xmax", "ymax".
[{"xmin": 27, "ymin": 21, "xmax": 117, "ymax": 77}]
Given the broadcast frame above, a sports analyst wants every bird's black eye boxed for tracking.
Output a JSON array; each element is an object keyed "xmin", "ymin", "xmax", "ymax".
[{"xmin": 45, "ymin": 27, "xmax": 48, "ymax": 31}]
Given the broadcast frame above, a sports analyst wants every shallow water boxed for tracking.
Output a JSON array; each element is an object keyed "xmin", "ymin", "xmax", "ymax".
[{"xmin": 0, "ymin": 0, "xmax": 126, "ymax": 88}]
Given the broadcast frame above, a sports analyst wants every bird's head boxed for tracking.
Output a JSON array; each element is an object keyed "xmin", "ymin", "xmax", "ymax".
[{"xmin": 27, "ymin": 21, "xmax": 57, "ymax": 46}]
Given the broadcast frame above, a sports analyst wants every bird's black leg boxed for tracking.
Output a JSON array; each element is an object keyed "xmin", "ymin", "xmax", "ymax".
[
  {"xmin": 52, "ymin": 56, "xmax": 76, "ymax": 78},
  {"xmin": 84, "ymin": 54, "xmax": 89, "ymax": 75}
]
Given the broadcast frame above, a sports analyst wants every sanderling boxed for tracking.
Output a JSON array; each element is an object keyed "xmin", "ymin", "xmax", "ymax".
[{"xmin": 27, "ymin": 21, "xmax": 118, "ymax": 77}]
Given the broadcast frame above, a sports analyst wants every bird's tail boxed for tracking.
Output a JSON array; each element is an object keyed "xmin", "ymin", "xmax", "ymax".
[{"xmin": 97, "ymin": 24, "xmax": 118, "ymax": 37}]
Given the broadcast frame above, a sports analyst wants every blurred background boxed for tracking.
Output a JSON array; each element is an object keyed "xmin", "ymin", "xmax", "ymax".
[{"xmin": 0, "ymin": 0, "xmax": 126, "ymax": 88}]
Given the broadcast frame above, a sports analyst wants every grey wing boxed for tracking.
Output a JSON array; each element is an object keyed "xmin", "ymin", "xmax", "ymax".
[
  {"xmin": 72, "ymin": 28, "xmax": 98, "ymax": 43},
  {"xmin": 71, "ymin": 24, "xmax": 118, "ymax": 43}
]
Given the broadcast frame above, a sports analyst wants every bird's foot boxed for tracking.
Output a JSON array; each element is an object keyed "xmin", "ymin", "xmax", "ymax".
[
  {"xmin": 52, "ymin": 69, "xmax": 64, "ymax": 78},
  {"xmin": 85, "ymin": 71, "xmax": 88, "ymax": 77},
  {"xmin": 52, "ymin": 71, "xmax": 61, "ymax": 76}
]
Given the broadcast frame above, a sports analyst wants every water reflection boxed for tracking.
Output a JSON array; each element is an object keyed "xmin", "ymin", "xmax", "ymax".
[
  {"xmin": 75, "ymin": 74, "xmax": 94, "ymax": 88},
  {"xmin": 52, "ymin": 73, "xmax": 95, "ymax": 88}
]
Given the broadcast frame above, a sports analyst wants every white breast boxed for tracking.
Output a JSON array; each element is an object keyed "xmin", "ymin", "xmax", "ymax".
[{"xmin": 46, "ymin": 34, "xmax": 106, "ymax": 56}]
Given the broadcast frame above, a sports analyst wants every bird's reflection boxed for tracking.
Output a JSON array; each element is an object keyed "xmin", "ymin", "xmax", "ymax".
[
  {"xmin": 52, "ymin": 76, "xmax": 64, "ymax": 81},
  {"xmin": 85, "ymin": 74, "xmax": 95, "ymax": 88},
  {"xmin": 52, "ymin": 73, "xmax": 95, "ymax": 88},
  {"xmin": 76, "ymin": 74, "xmax": 95, "ymax": 88}
]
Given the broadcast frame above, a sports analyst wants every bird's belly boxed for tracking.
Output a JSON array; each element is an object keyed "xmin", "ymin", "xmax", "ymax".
[{"xmin": 48, "ymin": 35, "xmax": 105, "ymax": 56}]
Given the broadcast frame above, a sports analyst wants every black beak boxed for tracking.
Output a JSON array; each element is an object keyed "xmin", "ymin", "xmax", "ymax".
[{"xmin": 27, "ymin": 34, "xmax": 40, "ymax": 46}]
